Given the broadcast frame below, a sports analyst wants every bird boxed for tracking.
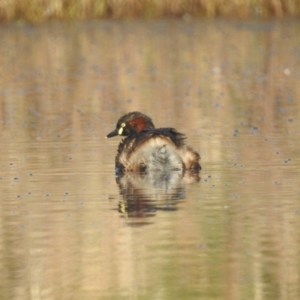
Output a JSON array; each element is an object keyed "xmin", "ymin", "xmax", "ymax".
[{"xmin": 106, "ymin": 111, "xmax": 201, "ymax": 174}]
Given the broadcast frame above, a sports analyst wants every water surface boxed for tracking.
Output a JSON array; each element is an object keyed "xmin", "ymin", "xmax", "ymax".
[{"xmin": 0, "ymin": 19, "xmax": 300, "ymax": 300}]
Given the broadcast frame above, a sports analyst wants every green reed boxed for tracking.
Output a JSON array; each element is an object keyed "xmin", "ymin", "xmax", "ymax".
[{"xmin": 0, "ymin": 0, "xmax": 299, "ymax": 22}]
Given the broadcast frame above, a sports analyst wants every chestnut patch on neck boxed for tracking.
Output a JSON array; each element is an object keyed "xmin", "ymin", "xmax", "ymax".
[{"xmin": 129, "ymin": 117, "xmax": 151, "ymax": 132}]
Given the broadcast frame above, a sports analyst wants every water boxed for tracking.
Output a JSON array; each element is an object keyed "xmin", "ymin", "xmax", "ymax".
[{"xmin": 0, "ymin": 19, "xmax": 300, "ymax": 300}]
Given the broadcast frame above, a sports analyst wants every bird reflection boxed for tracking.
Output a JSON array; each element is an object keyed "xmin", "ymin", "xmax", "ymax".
[{"xmin": 116, "ymin": 170, "xmax": 200, "ymax": 225}]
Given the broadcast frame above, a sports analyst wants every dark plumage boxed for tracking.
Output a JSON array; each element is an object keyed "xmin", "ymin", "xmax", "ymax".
[{"xmin": 106, "ymin": 112, "xmax": 201, "ymax": 173}]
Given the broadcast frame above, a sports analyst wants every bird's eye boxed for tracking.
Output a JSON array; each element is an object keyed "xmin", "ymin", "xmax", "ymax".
[{"xmin": 118, "ymin": 123, "xmax": 126, "ymax": 135}]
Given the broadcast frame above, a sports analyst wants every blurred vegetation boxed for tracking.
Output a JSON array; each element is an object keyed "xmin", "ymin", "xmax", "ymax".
[{"xmin": 0, "ymin": 0, "xmax": 299, "ymax": 22}]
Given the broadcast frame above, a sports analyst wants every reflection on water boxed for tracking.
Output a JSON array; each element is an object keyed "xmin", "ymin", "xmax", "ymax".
[
  {"xmin": 116, "ymin": 170, "xmax": 199, "ymax": 223},
  {"xmin": 0, "ymin": 19, "xmax": 300, "ymax": 300}
]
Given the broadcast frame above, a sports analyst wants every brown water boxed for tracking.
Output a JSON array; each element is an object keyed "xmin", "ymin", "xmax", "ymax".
[{"xmin": 0, "ymin": 19, "xmax": 300, "ymax": 300}]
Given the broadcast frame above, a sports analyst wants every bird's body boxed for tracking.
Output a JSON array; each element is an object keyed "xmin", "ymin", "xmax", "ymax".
[{"xmin": 106, "ymin": 112, "xmax": 201, "ymax": 173}]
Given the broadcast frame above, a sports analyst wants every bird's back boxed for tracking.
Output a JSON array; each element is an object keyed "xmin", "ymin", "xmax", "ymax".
[{"xmin": 116, "ymin": 128, "xmax": 200, "ymax": 173}]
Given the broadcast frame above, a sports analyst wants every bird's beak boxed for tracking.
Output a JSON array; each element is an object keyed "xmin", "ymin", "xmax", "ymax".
[{"xmin": 106, "ymin": 128, "xmax": 119, "ymax": 138}]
